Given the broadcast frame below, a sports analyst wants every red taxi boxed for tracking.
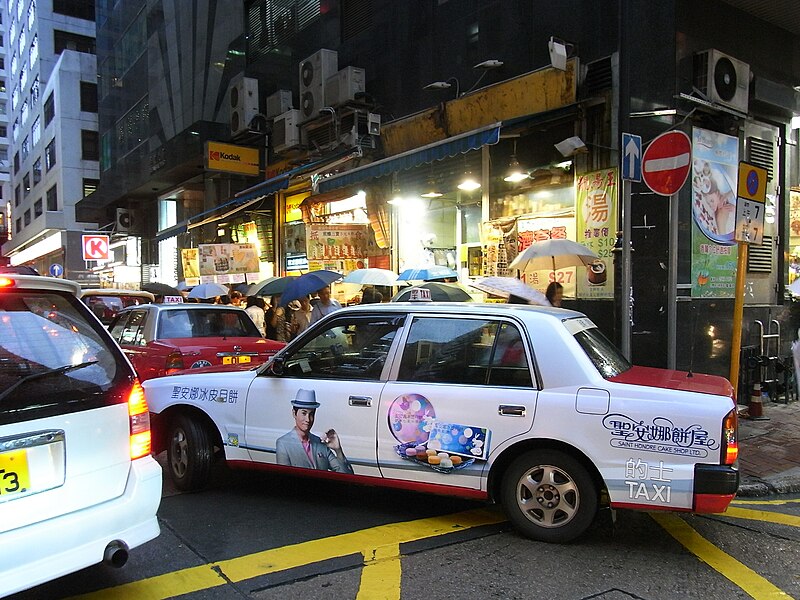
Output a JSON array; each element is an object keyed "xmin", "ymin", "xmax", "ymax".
[{"xmin": 108, "ymin": 304, "xmax": 284, "ymax": 381}]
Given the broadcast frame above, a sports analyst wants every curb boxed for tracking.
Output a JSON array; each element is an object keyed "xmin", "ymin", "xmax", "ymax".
[{"xmin": 736, "ymin": 470, "xmax": 800, "ymax": 497}]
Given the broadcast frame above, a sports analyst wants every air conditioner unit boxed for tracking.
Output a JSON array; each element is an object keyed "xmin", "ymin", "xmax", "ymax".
[
  {"xmin": 229, "ymin": 75, "xmax": 260, "ymax": 136},
  {"xmin": 298, "ymin": 49, "xmax": 338, "ymax": 121},
  {"xmin": 273, "ymin": 109, "xmax": 302, "ymax": 154},
  {"xmin": 693, "ymin": 49, "xmax": 750, "ymax": 114},
  {"xmin": 266, "ymin": 89, "xmax": 293, "ymax": 119},
  {"xmin": 324, "ymin": 66, "xmax": 365, "ymax": 106},
  {"xmin": 116, "ymin": 208, "xmax": 137, "ymax": 233},
  {"xmin": 367, "ymin": 112, "xmax": 381, "ymax": 136}
]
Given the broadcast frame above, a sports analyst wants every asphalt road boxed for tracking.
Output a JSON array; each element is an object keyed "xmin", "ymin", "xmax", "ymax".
[{"xmin": 11, "ymin": 456, "xmax": 800, "ymax": 600}]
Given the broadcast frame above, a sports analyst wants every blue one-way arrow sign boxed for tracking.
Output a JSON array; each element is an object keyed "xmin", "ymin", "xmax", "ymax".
[{"xmin": 622, "ymin": 133, "xmax": 642, "ymax": 182}]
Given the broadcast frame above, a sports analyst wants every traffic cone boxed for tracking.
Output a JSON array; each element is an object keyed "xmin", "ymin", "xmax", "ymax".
[{"xmin": 749, "ymin": 382, "xmax": 763, "ymax": 418}]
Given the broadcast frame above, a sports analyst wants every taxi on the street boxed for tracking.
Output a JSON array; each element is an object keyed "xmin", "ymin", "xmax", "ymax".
[{"xmin": 142, "ymin": 302, "xmax": 739, "ymax": 543}]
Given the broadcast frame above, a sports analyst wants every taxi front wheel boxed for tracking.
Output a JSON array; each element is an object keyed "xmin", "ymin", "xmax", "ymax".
[
  {"xmin": 167, "ymin": 413, "xmax": 213, "ymax": 492},
  {"xmin": 501, "ymin": 449, "xmax": 597, "ymax": 543}
]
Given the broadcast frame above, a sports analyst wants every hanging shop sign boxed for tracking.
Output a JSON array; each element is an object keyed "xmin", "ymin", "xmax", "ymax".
[
  {"xmin": 285, "ymin": 191, "xmax": 309, "ymax": 223},
  {"xmin": 181, "ymin": 248, "xmax": 200, "ymax": 279},
  {"xmin": 691, "ymin": 127, "xmax": 738, "ymax": 298},
  {"xmin": 575, "ymin": 168, "xmax": 617, "ymax": 299},
  {"xmin": 198, "ymin": 243, "xmax": 259, "ymax": 276},
  {"xmin": 205, "ymin": 141, "xmax": 259, "ymax": 176},
  {"xmin": 307, "ymin": 224, "xmax": 371, "ymax": 260},
  {"xmin": 82, "ymin": 235, "xmax": 110, "ymax": 261}
]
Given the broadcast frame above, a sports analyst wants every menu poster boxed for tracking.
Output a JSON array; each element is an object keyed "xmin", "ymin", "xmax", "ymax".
[
  {"xmin": 181, "ymin": 248, "xmax": 200, "ymax": 278},
  {"xmin": 575, "ymin": 168, "xmax": 617, "ymax": 299},
  {"xmin": 516, "ymin": 216, "xmax": 576, "ymax": 297},
  {"xmin": 198, "ymin": 243, "xmax": 259, "ymax": 275},
  {"xmin": 307, "ymin": 225, "xmax": 370, "ymax": 260}
]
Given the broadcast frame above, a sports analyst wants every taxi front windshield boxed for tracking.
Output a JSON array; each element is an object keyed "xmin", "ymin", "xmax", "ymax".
[
  {"xmin": 570, "ymin": 321, "xmax": 631, "ymax": 379},
  {"xmin": 0, "ymin": 291, "xmax": 118, "ymax": 403}
]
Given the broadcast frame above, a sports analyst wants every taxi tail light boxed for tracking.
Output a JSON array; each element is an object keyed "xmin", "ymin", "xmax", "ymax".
[
  {"xmin": 165, "ymin": 351, "xmax": 185, "ymax": 375},
  {"xmin": 0, "ymin": 277, "xmax": 15, "ymax": 288},
  {"xmin": 128, "ymin": 379, "xmax": 152, "ymax": 460},
  {"xmin": 721, "ymin": 408, "xmax": 738, "ymax": 465}
]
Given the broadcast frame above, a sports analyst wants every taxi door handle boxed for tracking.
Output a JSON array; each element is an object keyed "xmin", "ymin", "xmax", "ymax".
[
  {"xmin": 349, "ymin": 396, "xmax": 372, "ymax": 407},
  {"xmin": 499, "ymin": 405, "xmax": 526, "ymax": 417}
]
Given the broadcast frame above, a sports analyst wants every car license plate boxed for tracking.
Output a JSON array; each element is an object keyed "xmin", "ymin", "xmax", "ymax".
[
  {"xmin": 222, "ymin": 355, "xmax": 251, "ymax": 365},
  {"xmin": 0, "ymin": 449, "xmax": 31, "ymax": 498}
]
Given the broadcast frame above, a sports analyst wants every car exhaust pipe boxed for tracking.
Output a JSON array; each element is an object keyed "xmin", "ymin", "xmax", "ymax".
[{"xmin": 103, "ymin": 541, "xmax": 129, "ymax": 568}]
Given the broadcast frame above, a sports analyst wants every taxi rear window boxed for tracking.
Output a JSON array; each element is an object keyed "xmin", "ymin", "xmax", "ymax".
[{"xmin": 566, "ymin": 317, "xmax": 631, "ymax": 379}]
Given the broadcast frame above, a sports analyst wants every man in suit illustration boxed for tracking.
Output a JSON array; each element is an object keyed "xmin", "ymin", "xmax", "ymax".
[{"xmin": 275, "ymin": 388, "xmax": 354, "ymax": 474}]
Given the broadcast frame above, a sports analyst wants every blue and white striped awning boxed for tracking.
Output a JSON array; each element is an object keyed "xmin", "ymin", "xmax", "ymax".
[{"xmin": 316, "ymin": 123, "xmax": 501, "ymax": 194}]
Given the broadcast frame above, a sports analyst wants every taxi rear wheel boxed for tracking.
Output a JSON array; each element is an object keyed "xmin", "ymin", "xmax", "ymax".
[
  {"xmin": 167, "ymin": 413, "xmax": 213, "ymax": 492},
  {"xmin": 501, "ymin": 449, "xmax": 597, "ymax": 543}
]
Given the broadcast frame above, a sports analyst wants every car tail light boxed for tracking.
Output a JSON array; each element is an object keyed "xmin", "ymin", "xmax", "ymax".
[
  {"xmin": 165, "ymin": 351, "xmax": 185, "ymax": 375},
  {"xmin": 0, "ymin": 277, "xmax": 15, "ymax": 288},
  {"xmin": 721, "ymin": 408, "xmax": 738, "ymax": 465},
  {"xmin": 128, "ymin": 379, "xmax": 152, "ymax": 460}
]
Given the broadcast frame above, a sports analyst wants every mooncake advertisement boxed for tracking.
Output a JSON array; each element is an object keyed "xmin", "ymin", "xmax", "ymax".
[{"xmin": 198, "ymin": 243, "xmax": 259, "ymax": 275}]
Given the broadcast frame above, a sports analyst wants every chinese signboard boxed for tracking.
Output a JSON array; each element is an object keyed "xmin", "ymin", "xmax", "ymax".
[
  {"xmin": 198, "ymin": 243, "xmax": 259, "ymax": 276},
  {"xmin": 516, "ymin": 216, "xmax": 577, "ymax": 296},
  {"xmin": 307, "ymin": 224, "xmax": 370, "ymax": 260},
  {"xmin": 575, "ymin": 168, "xmax": 617, "ymax": 299}
]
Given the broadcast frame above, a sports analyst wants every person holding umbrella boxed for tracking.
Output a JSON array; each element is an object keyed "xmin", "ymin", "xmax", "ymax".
[
  {"xmin": 310, "ymin": 286, "xmax": 341, "ymax": 324},
  {"xmin": 546, "ymin": 282, "xmax": 564, "ymax": 307},
  {"xmin": 265, "ymin": 295, "xmax": 287, "ymax": 342}
]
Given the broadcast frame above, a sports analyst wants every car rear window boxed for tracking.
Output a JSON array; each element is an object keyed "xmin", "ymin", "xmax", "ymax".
[
  {"xmin": 84, "ymin": 294, "xmax": 151, "ymax": 325},
  {"xmin": 566, "ymin": 318, "xmax": 631, "ymax": 379},
  {"xmin": 0, "ymin": 289, "xmax": 127, "ymax": 420},
  {"xmin": 158, "ymin": 308, "xmax": 261, "ymax": 339}
]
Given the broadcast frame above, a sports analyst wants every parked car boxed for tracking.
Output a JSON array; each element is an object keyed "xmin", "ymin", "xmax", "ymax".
[
  {"xmin": 108, "ymin": 303, "xmax": 285, "ymax": 382},
  {"xmin": 141, "ymin": 302, "xmax": 739, "ymax": 543},
  {"xmin": 81, "ymin": 288, "xmax": 155, "ymax": 325},
  {"xmin": 0, "ymin": 273, "xmax": 161, "ymax": 597}
]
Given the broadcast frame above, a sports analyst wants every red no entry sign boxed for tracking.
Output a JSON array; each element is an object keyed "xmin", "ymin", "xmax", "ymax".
[{"xmin": 642, "ymin": 130, "xmax": 692, "ymax": 196}]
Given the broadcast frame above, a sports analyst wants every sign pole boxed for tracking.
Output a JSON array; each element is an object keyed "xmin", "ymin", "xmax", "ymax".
[
  {"xmin": 729, "ymin": 242, "xmax": 748, "ymax": 392},
  {"xmin": 621, "ymin": 178, "xmax": 632, "ymax": 359},
  {"xmin": 668, "ymin": 192, "xmax": 678, "ymax": 369}
]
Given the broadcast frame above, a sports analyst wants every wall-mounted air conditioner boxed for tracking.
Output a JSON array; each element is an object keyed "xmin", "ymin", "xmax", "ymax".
[
  {"xmin": 324, "ymin": 66, "xmax": 365, "ymax": 106},
  {"xmin": 266, "ymin": 89, "xmax": 293, "ymax": 119},
  {"xmin": 229, "ymin": 75, "xmax": 260, "ymax": 136},
  {"xmin": 693, "ymin": 49, "xmax": 750, "ymax": 114},
  {"xmin": 273, "ymin": 109, "xmax": 301, "ymax": 154},
  {"xmin": 116, "ymin": 208, "xmax": 137, "ymax": 233},
  {"xmin": 299, "ymin": 49, "xmax": 338, "ymax": 121}
]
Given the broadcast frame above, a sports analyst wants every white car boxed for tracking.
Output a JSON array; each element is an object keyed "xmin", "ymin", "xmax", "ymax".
[
  {"xmin": 143, "ymin": 302, "xmax": 738, "ymax": 543},
  {"xmin": 0, "ymin": 274, "xmax": 162, "ymax": 597}
]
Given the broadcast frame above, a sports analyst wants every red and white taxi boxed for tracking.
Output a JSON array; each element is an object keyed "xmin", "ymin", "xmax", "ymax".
[
  {"xmin": 108, "ymin": 304, "xmax": 285, "ymax": 381},
  {"xmin": 142, "ymin": 303, "xmax": 738, "ymax": 543}
]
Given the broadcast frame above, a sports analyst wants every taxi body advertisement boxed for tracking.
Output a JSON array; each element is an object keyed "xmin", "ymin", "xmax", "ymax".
[{"xmin": 143, "ymin": 304, "xmax": 738, "ymax": 543}]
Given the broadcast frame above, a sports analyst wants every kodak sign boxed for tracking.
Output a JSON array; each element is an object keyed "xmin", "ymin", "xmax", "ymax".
[{"xmin": 205, "ymin": 141, "xmax": 259, "ymax": 176}]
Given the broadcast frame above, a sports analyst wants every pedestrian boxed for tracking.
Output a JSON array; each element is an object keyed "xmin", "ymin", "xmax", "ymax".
[
  {"xmin": 230, "ymin": 290, "xmax": 244, "ymax": 307},
  {"xmin": 265, "ymin": 295, "xmax": 287, "ymax": 342},
  {"xmin": 546, "ymin": 282, "xmax": 564, "ymax": 307},
  {"xmin": 310, "ymin": 285, "xmax": 342, "ymax": 324},
  {"xmin": 360, "ymin": 287, "xmax": 383, "ymax": 304},
  {"xmin": 291, "ymin": 295, "xmax": 313, "ymax": 339},
  {"xmin": 244, "ymin": 295, "xmax": 266, "ymax": 336}
]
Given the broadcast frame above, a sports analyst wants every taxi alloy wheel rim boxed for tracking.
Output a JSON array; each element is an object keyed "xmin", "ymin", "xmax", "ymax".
[
  {"xmin": 516, "ymin": 464, "xmax": 579, "ymax": 528},
  {"xmin": 171, "ymin": 427, "xmax": 189, "ymax": 478}
]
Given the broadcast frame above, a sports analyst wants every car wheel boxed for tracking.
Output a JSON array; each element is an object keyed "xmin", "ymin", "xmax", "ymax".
[
  {"xmin": 167, "ymin": 413, "xmax": 214, "ymax": 492},
  {"xmin": 501, "ymin": 449, "xmax": 597, "ymax": 543}
]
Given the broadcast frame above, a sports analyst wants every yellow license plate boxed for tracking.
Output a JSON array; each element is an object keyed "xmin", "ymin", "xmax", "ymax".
[
  {"xmin": 0, "ymin": 449, "xmax": 31, "ymax": 498},
  {"xmin": 222, "ymin": 355, "xmax": 251, "ymax": 365}
]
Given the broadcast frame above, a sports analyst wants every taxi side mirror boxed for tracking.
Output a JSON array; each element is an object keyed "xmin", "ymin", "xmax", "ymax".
[{"xmin": 269, "ymin": 355, "xmax": 285, "ymax": 376}]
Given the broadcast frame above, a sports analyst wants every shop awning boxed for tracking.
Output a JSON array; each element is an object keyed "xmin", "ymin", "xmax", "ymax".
[
  {"xmin": 316, "ymin": 123, "xmax": 501, "ymax": 194},
  {"xmin": 153, "ymin": 149, "xmax": 360, "ymax": 242}
]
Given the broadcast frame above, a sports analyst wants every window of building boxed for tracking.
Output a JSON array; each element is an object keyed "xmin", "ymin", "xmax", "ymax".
[
  {"xmin": 0, "ymin": 58, "xmax": 4, "ymax": 70},
  {"xmin": 23, "ymin": 208, "xmax": 30, "ymax": 226},
  {"xmin": 16, "ymin": 0, "xmax": 23, "ymax": 22},
  {"xmin": 53, "ymin": 0, "xmax": 94, "ymax": 21},
  {"xmin": 20, "ymin": 98, "xmax": 27, "ymax": 125},
  {"xmin": 80, "ymin": 82, "xmax": 97, "ymax": 112},
  {"xmin": 27, "ymin": 0, "xmax": 35, "ymax": 31},
  {"xmin": 82, "ymin": 178, "xmax": 99, "ymax": 197},
  {"xmin": 46, "ymin": 184, "xmax": 57, "ymax": 211},
  {"xmin": 10, "ymin": 51, "xmax": 16, "ymax": 75},
  {"xmin": 28, "ymin": 33, "xmax": 37, "ymax": 65},
  {"xmin": 13, "ymin": 151, "xmax": 19, "ymax": 174},
  {"xmin": 101, "ymin": 130, "xmax": 111, "ymax": 171},
  {"xmin": 44, "ymin": 138, "xmax": 55, "ymax": 170},
  {"xmin": 18, "ymin": 26, "xmax": 25, "ymax": 57},
  {"xmin": 81, "ymin": 129, "xmax": 99, "ymax": 160},
  {"xmin": 54, "ymin": 30, "xmax": 95, "ymax": 55},
  {"xmin": 34, "ymin": 198, "xmax": 42, "ymax": 218},
  {"xmin": 14, "ymin": 184, "xmax": 20, "ymax": 206},
  {"xmin": 0, "ymin": 101, "xmax": 6, "ymax": 115},
  {"xmin": 44, "ymin": 92, "xmax": 53, "ymax": 125},
  {"xmin": 115, "ymin": 96, "xmax": 148, "ymax": 155},
  {"xmin": 0, "ymin": 79, "xmax": 5, "ymax": 94},
  {"xmin": 11, "ymin": 117, "xmax": 18, "ymax": 142},
  {"xmin": 31, "ymin": 116, "xmax": 39, "ymax": 145},
  {"xmin": 22, "ymin": 172, "xmax": 29, "ymax": 197},
  {"xmin": 20, "ymin": 134, "xmax": 28, "ymax": 161},
  {"xmin": 11, "ymin": 84, "xmax": 18, "ymax": 111},
  {"xmin": 32, "ymin": 157, "xmax": 41, "ymax": 184},
  {"xmin": 15, "ymin": 217, "xmax": 21, "ymax": 233},
  {"xmin": 0, "ymin": 125, "xmax": 6, "ymax": 138},
  {"xmin": 0, "ymin": 148, "xmax": 7, "ymax": 162}
]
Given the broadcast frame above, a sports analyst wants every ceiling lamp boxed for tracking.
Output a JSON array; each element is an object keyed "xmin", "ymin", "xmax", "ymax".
[
  {"xmin": 503, "ymin": 140, "xmax": 528, "ymax": 183},
  {"xmin": 420, "ymin": 175, "xmax": 443, "ymax": 198},
  {"xmin": 457, "ymin": 172, "xmax": 481, "ymax": 192}
]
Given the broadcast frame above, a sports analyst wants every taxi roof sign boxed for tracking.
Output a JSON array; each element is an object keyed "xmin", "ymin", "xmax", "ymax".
[{"xmin": 408, "ymin": 288, "xmax": 432, "ymax": 302}]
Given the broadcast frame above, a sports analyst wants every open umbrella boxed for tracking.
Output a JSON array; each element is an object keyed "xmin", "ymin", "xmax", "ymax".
[
  {"xmin": 343, "ymin": 268, "xmax": 399, "ymax": 286},
  {"xmin": 187, "ymin": 282, "xmax": 230, "ymax": 299},
  {"xmin": 789, "ymin": 279, "xmax": 800, "ymax": 296},
  {"xmin": 391, "ymin": 282, "xmax": 472, "ymax": 302},
  {"xmin": 142, "ymin": 282, "xmax": 183, "ymax": 297},
  {"xmin": 280, "ymin": 270, "xmax": 343, "ymax": 305},
  {"xmin": 248, "ymin": 276, "xmax": 297, "ymax": 297},
  {"xmin": 397, "ymin": 265, "xmax": 458, "ymax": 282},
  {"xmin": 470, "ymin": 277, "xmax": 550, "ymax": 306},
  {"xmin": 508, "ymin": 239, "xmax": 598, "ymax": 274}
]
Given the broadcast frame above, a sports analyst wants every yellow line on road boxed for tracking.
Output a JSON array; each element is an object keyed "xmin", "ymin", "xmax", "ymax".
[
  {"xmin": 732, "ymin": 498, "xmax": 800, "ymax": 506},
  {"xmin": 720, "ymin": 506, "xmax": 800, "ymax": 528},
  {"xmin": 357, "ymin": 544, "xmax": 401, "ymax": 600},
  {"xmin": 69, "ymin": 508, "xmax": 505, "ymax": 600},
  {"xmin": 651, "ymin": 513, "xmax": 793, "ymax": 600}
]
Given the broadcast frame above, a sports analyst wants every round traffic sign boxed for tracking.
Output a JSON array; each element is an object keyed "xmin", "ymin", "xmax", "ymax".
[
  {"xmin": 746, "ymin": 169, "xmax": 759, "ymax": 196},
  {"xmin": 641, "ymin": 130, "xmax": 692, "ymax": 196}
]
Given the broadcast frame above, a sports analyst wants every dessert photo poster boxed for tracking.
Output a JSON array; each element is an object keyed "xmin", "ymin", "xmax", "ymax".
[{"xmin": 576, "ymin": 168, "xmax": 617, "ymax": 299}]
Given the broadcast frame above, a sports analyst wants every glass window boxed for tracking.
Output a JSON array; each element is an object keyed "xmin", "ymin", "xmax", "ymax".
[
  {"xmin": 46, "ymin": 184, "xmax": 57, "ymax": 210},
  {"xmin": 82, "ymin": 178, "xmax": 98, "ymax": 197},
  {"xmin": 14, "ymin": 184, "xmax": 20, "ymax": 206},
  {"xmin": 15, "ymin": 217, "xmax": 21, "ymax": 233},
  {"xmin": 81, "ymin": 129, "xmax": 99, "ymax": 160},
  {"xmin": 571, "ymin": 323, "xmax": 631, "ymax": 379},
  {"xmin": 13, "ymin": 151, "xmax": 18, "ymax": 174},
  {"xmin": 44, "ymin": 137, "xmax": 55, "ymax": 170},
  {"xmin": 43, "ymin": 92, "xmax": 53, "ymax": 125},
  {"xmin": 11, "ymin": 84, "xmax": 18, "ymax": 111},
  {"xmin": 53, "ymin": 0, "xmax": 94, "ymax": 21},
  {"xmin": 0, "ymin": 125, "xmax": 6, "ymax": 137},
  {"xmin": 10, "ymin": 51, "xmax": 16, "ymax": 75},
  {"xmin": 28, "ymin": 33, "xmax": 37, "ymax": 65},
  {"xmin": 22, "ymin": 172, "xmax": 29, "ymax": 196},
  {"xmin": 20, "ymin": 98, "xmax": 27, "ymax": 126},
  {"xmin": 20, "ymin": 134, "xmax": 28, "ymax": 161},
  {"xmin": 398, "ymin": 317, "xmax": 533, "ymax": 387},
  {"xmin": 31, "ymin": 116, "xmax": 39, "ymax": 145},
  {"xmin": 11, "ymin": 117, "xmax": 18, "ymax": 142},
  {"xmin": 279, "ymin": 316, "xmax": 403, "ymax": 380},
  {"xmin": 19, "ymin": 61, "xmax": 26, "ymax": 89},
  {"xmin": 0, "ymin": 79, "xmax": 5, "ymax": 94},
  {"xmin": 80, "ymin": 82, "xmax": 97, "ymax": 112},
  {"xmin": 18, "ymin": 26, "xmax": 24, "ymax": 56},
  {"xmin": 30, "ymin": 76, "xmax": 39, "ymax": 106},
  {"xmin": 33, "ymin": 198, "xmax": 41, "ymax": 217},
  {"xmin": 53, "ymin": 30, "xmax": 95, "ymax": 54},
  {"xmin": 23, "ymin": 208, "xmax": 30, "ymax": 225},
  {"xmin": 32, "ymin": 157, "xmax": 40, "ymax": 184},
  {"xmin": 27, "ymin": 0, "xmax": 35, "ymax": 30}
]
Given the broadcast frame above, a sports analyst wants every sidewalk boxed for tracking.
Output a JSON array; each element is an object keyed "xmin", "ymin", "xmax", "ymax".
[{"xmin": 736, "ymin": 398, "xmax": 800, "ymax": 496}]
